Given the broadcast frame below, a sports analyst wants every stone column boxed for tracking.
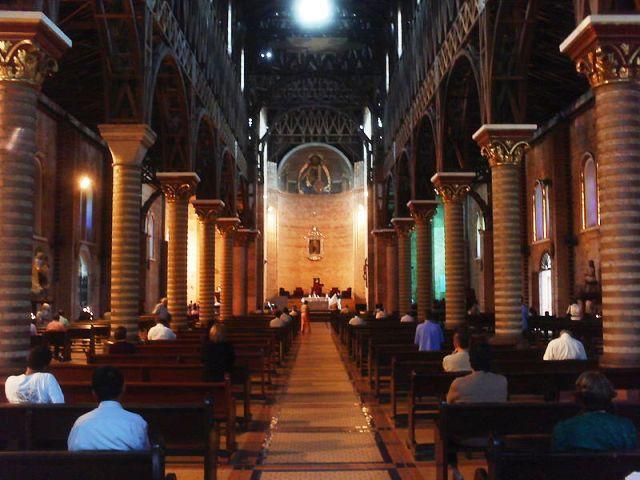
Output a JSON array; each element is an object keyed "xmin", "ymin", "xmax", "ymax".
[
  {"xmin": 432, "ymin": 173, "xmax": 475, "ymax": 329},
  {"xmin": 370, "ymin": 230, "xmax": 387, "ymax": 308},
  {"xmin": 244, "ymin": 230, "xmax": 260, "ymax": 314},
  {"xmin": 473, "ymin": 125, "xmax": 536, "ymax": 342},
  {"xmin": 217, "ymin": 217, "xmax": 241, "ymax": 321},
  {"xmin": 0, "ymin": 12, "xmax": 70, "ymax": 372},
  {"xmin": 101, "ymin": 125, "xmax": 156, "ymax": 342},
  {"xmin": 408, "ymin": 200, "xmax": 439, "ymax": 321},
  {"xmin": 561, "ymin": 16, "xmax": 640, "ymax": 367},
  {"xmin": 391, "ymin": 218, "xmax": 415, "ymax": 315},
  {"xmin": 192, "ymin": 199, "xmax": 225, "ymax": 327},
  {"xmin": 157, "ymin": 173, "xmax": 200, "ymax": 331}
]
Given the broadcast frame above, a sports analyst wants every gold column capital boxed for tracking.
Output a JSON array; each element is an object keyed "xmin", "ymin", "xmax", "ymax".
[
  {"xmin": 191, "ymin": 199, "xmax": 225, "ymax": 224},
  {"xmin": 431, "ymin": 172, "xmax": 475, "ymax": 204},
  {"xmin": 560, "ymin": 15, "xmax": 640, "ymax": 88},
  {"xmin": 391, "ymin": 217, "xmax": 415, "ymax": 237},
  {"xmin": 217, "ymin": 217, "xmax": 241, "ymax": 236},
  {"xmin": 473, "ymin": 124, "xmax": 537, "ymax": 168},
  {"xmin": 157, "ymin": 172, "xmax": 200, "ymax": 203},
  {"xmin": 407, "ymin": 200, "xmax": 439, "ymax": 223},
  {"xmin": 0, "ymin": 11, "xmax": 71, "ymax": 87}
]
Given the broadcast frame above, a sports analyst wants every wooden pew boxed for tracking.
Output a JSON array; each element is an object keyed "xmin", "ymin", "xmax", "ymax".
[
  {"xmin": 0, "ymin": 402, "xmax": 217, "ymax": 479},
  {"xmin": 58, "ymin": 380, "xmax": 236, "ymax": 453},
  {"xmin": 52, "ymin": 362, "xmax": 253, "ymax": 425},
  {"xmin": 476, "ymin": 438, "xmax": 640, "ymax": 480},
  {"xmin": 0, "ymin": 445, "xmax": 175, "ymax": 480}
]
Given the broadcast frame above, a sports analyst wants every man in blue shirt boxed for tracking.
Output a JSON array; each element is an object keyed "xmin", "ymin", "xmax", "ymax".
[{"xmin": 414, "ymin": 312, "xmax": 444, "ymax": 351}]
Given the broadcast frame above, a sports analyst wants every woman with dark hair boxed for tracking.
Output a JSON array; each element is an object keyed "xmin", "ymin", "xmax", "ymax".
[
  {"xmin": 202, "ymin": 323, "xmax": 235, "ymax": 382},
  {"xmin": 552, "ymin": 371, "xmax": 637, "ymax": 452}
]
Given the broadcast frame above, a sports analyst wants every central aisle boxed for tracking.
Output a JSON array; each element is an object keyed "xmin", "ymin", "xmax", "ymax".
[{"xmin": 252, "ymin": 323, "xmax": 410, "ymax": 479}]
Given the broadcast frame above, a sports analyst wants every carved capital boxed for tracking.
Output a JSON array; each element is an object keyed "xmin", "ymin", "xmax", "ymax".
[
  {"xmin": 157, "ymin": 172, "xmax": 200, "ymax": 203},
  {"xmin": 371, "ymin": 228, "xmax": 395, "ymax": 246},
  {"xmin": 560, "ymin": 16, "xmax": 640, "ymax": 88},
  {"xmin": 0, "ymin": 12, "xmax": 71, "ymax": 87},
  {"xmin": 431, "ymin": 172, "xmax": 475, "ymax": 204},
  {"xmin": 217, "ymin": 217, "xmax": 241, "ymax": 236},
  {"xmin": 191, "ymin": 199, "xmax": 225, "ymax": 224},
  {"xmin": 391, "ymin": 217, "xmax": 414, "ymax": 237},
  {"xmin": 233, "ymin": 228, "xmax": 259, "ymax": 247},
  {"xmin": 407, "ymin": 200, "xmax": 439, "ymax": 224},
  {"xmin": 473, "ymin": 124, "xmax": 537, "ymax": 168}
]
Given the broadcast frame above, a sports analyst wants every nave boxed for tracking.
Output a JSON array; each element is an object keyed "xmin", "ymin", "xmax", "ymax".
[{"xmin": 224, "ymin": 323, "xmax": 424, "ymax": 480}]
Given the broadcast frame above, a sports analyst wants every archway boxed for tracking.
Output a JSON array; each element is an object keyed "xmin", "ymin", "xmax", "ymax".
[
  {"xmin": 195, "ymin": 115, "xmax": 218, "ymax": 198},
  {"xmin": 220, "ymin": 151, "xmax": 236, "ymax": 216},
  {"xmin": 414, "ymin": 115, "xmax": 437, "ymax": 200}
]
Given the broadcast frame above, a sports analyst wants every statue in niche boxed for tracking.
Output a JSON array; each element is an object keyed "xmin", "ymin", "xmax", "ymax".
[
  {"xmin": 31, "ymin": 251, "xmax": 50, "ymax": 300},
  {"xmin": 304, "ymin": 226, "xmax": 325, "ymax": 261},
  {"xmin": 298, "ymin": 154, "xmax": 332, "ymax": 195}
]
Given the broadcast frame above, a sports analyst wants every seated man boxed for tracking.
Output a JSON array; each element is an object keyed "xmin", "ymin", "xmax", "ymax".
[
  {"xmin": 270, "ymin": 311, "xmax": 285, "ymax": 328},
  {"xmin": 280, "ymin": 308, "xmax": 293, "ymax": 325},
  {"xmin": 414, "ymin": 313, "xmax": 444, "ymax": 352},
  {"xmin": 400, "ymin": 310, "xmax": 416, "ymax": 323},
  {"xmin": 566, "ymin": 298, "xmax": 583, "ymax": 321},
  {"xmin": 5, "ymin": 346, "xmax": 64, "ymax": 404},
  {"xmin": 147, "ymin": 319, "xmax": 176, "ymax": 341},
  {"xmin": 446, "ymin": 342, "xmax": 507, "ymax": 404},
  {"xmin": 543, "ymin": 330, "xmax": 587, "ymax": 361},
  {"xmin": 45, "ymin": 313, "xmax": 67, "ymax": 332},
  {"xmin": 553, "ymin": 371, "xmax": 637, "ymax": 452},
  {"xmin": 108, "ymin": 326, "xmax": 137, "ymax": 355},
  {"xmin": 375, "ymin": 304, "xmax": 386, "ymax": 319},
  {"xmin": 290, "ymin": 305, "xmax": 300, "ymax": 318},
  {"xmin": 348, "ymin": 311, "xmax": 366, "ymax": 326},
  {"xmin": 68, "ymin": 366, "xmax": 150, "ymax": 451},
  {"xmin": 152, "ymin": 297, "xmax": 171, "ymax": 323},
  {"xmin": 442, "ymin": 330, "xmax": 471, "ymax": 372}
]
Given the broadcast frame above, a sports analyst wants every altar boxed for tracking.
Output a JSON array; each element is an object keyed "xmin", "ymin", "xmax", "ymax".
[{"xmin": 302, "ymin": 297, "xmax": 330, "ymax": 311}]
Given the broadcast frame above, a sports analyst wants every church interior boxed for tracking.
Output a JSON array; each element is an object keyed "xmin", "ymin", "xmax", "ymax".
[{"xmin": 2, "ymin": 0, "xmax": 640, "ymax": 479}]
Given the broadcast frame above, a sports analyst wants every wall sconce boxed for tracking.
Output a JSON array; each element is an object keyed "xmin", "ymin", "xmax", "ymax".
[{"xmin": 79, "ymin": 176, "xmax": 92, "ymax": 190}]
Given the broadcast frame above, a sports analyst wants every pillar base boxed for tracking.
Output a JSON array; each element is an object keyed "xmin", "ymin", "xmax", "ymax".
[{"xmin": 488, "ymin": 333, "xmax": 525, "ymax": 348}]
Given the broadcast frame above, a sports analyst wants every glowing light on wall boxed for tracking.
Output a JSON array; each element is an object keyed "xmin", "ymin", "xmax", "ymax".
[
  {"xmin": 294, "ymin": 0, "xmax": 333, "ymax": 28},
  {"xmin": 267, "ymin": 206, "xmax": 277, "ymax": 230},
  {"xmin": 79, "ymin": 176, "xmax": 92, "ymax": 190},
  {"xmin": 357, "ymin": 204, "xmax": 366, "ymax": 225}
]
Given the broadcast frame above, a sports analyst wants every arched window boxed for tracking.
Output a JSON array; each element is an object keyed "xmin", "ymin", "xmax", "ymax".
[
  {"xmin": 538, "ymin": 252, "xmax": 553, "ymax": 316},
  {"xmin": 79, "ymin": 178, "xmax": 94, "ymax": 241},
  {"xmin": 146, "ymin": 213, "xmax": 156, "ymax": 262},
  {"xmin": 532, "ymin": 181, "xmax": 550, "ymax": 242},
  {"xmin": 475, "ymin": 213, "xmax": 485, "ymax": 260},
  {"xmin": 582, "ymin": 154, "xmax": 600, "ymax": 229},
  {"xmin": 78, "ymin": 252, "xmax": 90, "ymax": 311}
]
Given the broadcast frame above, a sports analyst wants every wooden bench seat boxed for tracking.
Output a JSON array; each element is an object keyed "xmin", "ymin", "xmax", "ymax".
[
  {"xmin": 0, "ymin": 445, "xmax": 174, "ymax": 480},
  {"xmin": 57, "ymin": 380, "xmax": 236, "ymax": 453},
  {"xmin": 476, "ymin": 438, "xmax": 640, "ymax": 480}
]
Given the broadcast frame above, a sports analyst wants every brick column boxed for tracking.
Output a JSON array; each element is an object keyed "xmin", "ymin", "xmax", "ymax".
[
  {"xmin": 474, "ymin": 125, "xmax": 536, "ymax": 342},
  {"xmin": 192, "ymin": 199, "xmax": 225, "ymax": 327},
  {"xmin": 157, "ymin": 173, "xmax": 200, "ymax": 331},
  {"xmin": 373, "ymin": 229, "xmax": 397, "ymax": 314},
  {"xmin": 562, "ymin": 16, "xmax": 640, "ymax": 367},
  {"xmin": 232, "ymin": 229, "xmax": 253, "ymax": 317},
  {"xmin": 0, "ymin": 12, "xmax": 70, "ymax": 372},
  {"xmin": 408, "ymin": 200, "xmax": 439, "ymax": 321},
  {"xmin": 432, "ymin": 173, "xmax": 475, "ymax": 329},
  {"xmin": 371, "ymin": 230, "xmax": 387, "ymax": 307},
  {"xmin": 243, "ymin": 230, "xmax": 260, "ymax": 314},
  {"xmin": 392, "ymin": 218, "xmax": 415, "ymax": 315},
  {"xmin": 217, "ymin": 217, "xmax": 241, "ymax": 321}
]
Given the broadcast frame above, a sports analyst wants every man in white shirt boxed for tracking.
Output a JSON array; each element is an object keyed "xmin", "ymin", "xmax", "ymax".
[
  {"xmin": 349, "ymin": 312, "xmax": 366, "ymax": 326},
  {"xmin": 442, "ymin": 330, "xmax": 472, "ymax": 372},
  {"xmin": 566, "ymin": 298, "xmax": 583, "ymax": 321},
  {"xmin": 270, "ymin": 311, "xmax": 285, "ymax": 328},
  {"xmin": 147, "ymin": 319, "xmax": 177, "ymax": 341},
  {"xmin": 68, "ymin": 366, "xmax": 150, "ymax": 451},
  {"xmin": 400, "ymin": 311, "xmax": 416, "ymax": 323},
  {"xmin": 543, "ymin": 330, "xmax": 588, "ymax": 361},
  {"xmin": 5, "ymin": 346, "xmax": 64, "ymax": 404}
]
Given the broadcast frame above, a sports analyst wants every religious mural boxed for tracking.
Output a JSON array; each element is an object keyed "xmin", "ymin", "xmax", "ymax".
[{"xmin": 298, "ymin": 154, "xmax": 332, "ymax": 194}]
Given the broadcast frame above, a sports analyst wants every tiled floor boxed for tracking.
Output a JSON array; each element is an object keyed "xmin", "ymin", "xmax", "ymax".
[{"xmin": 225, "ymin": 323, "xmax": 424, "ymax": 480}]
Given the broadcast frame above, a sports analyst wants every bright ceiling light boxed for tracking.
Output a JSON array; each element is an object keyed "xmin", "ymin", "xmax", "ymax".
[{"xmin": 294, "ymin": 0, "xmax": 333, "ymax": 28}]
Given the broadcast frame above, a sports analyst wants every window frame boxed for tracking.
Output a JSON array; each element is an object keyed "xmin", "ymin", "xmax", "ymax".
[{"xmin": 581, "ymin": 153, "xmax": 600, "ymax": 231}]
